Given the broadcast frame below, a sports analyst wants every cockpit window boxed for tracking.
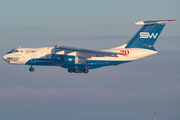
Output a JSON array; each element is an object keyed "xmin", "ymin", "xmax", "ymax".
[
  {"xmin": 6, "ymin": 49, "xmax": 19, "ymax": 54},
  {"xmin": 15, "ymin": 50, "xmax": 19, "ymax": 52}
]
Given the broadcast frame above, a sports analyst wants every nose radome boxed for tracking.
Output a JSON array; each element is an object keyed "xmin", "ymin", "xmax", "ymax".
[{"xmin": 3, "ymin": 54, "xmax": 7, "ymax": 60}]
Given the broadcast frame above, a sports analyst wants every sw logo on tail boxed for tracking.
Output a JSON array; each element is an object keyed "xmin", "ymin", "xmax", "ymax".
[
  {"xmin": 3, "ymin": 19, "xmax": 176, "ymax": 73},
  {"xmin": 140, "ymin": 32, "xmax": 158, "ymax": 39}
]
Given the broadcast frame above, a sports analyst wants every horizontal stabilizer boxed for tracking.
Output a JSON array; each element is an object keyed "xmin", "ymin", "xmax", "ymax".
[{"xmin": 135, "ymin": 19, "xmax": 177, "ymax": 25}]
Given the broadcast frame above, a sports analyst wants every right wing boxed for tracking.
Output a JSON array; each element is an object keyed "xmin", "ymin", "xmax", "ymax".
[{"xmin": 53, "ymin": 45, "xmax": 118, "ymax": 58}]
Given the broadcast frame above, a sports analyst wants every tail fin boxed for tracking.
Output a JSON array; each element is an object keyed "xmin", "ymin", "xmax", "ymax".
[{"xmin": 125, "ymin": 19, "xmax": 176, "ymax": 50}]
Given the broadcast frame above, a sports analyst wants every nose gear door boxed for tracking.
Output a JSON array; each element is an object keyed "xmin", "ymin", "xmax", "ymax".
[{"xmin": 31, "ymin": 54, "xmax": 36, "ymax": 63}]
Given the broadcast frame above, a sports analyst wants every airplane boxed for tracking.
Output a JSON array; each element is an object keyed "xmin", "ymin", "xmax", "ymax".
[{"xmin": 3, "ymin": 19, "xmax": 176, "ymax": 73}]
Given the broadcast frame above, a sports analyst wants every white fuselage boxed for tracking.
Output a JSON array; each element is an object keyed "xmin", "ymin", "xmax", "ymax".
[
  {"xmin": 2, "ymin": 19, "xmax": 174, "ymax": 73},
  {"xmin": 3, "ymin": 46, "xmax": 157, "ymax": 66}
]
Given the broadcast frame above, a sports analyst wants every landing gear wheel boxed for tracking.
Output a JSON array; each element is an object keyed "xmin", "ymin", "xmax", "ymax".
[
  {"xmin": 29, "ymin": 67, "xmax": 35, "ymax": 72},
  {"xmin": 83, "ymin": 69, "xmax": 89, "ymax": 74},
  {"xmin": 68, "ymin": 69, "xmax": 74, "ymax": 73},
  {"xmin": 74, "ymin": 69, "xmax": 80, "ymax": 73}
]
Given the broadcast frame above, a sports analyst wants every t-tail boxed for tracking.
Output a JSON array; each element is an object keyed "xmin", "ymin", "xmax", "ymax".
[{"xmin": 125, "ymin": 19, "xmax": 177, "ymax": 51}]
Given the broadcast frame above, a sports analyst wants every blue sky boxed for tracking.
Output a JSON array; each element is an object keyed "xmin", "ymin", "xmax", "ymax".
[
  {"xmin": 1, "ymin": 0, "xmax": 179, "ymax": 35},
  {"xmin": 0, "ymin": 0, "xmax": 180, "ymax": 120}
]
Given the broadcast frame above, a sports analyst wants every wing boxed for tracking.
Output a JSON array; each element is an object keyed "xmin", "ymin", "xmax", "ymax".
[{"xmin": 53, "ymin": 45, "xmax": 118, "ymax": 58}]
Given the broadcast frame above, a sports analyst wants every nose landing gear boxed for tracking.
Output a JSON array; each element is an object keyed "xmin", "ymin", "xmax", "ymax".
[{"xmin": 29, "ymin": 66, "xmax": 35, "ymax": 72}]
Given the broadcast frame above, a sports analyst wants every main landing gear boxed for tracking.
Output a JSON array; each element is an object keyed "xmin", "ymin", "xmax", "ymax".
[
  {"xmin": 29, "ymin": 65, "xmax": 35, "ymax": 72},
  {"xmin": 28, "ymin": 65, "xmax": 89, "ymax": 73},
  {"xmin": 68, "ymin": 69, "xmax": 89, "ymax": 74}
]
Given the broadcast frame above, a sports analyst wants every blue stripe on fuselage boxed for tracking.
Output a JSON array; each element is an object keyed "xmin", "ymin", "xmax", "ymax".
[
  {"xmin": 25, "ymin": 58, "xmax": 55, "ymax": 66},
  {"xmin": 25, "ymin": 58, "xmax": 131, "ymax": 69}
]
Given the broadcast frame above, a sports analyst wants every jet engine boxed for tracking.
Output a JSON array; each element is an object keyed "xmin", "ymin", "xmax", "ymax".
[
  {"xmin": 51, "ymin": 54, "xmax": 64, "ymax": 65},
  {"xmin": 51, "ymin": 54, "xmax": 86, "ymax": 65},
  {"xmin": 64, "ymin": 55, "xmax": 86, "ymax": 65}
]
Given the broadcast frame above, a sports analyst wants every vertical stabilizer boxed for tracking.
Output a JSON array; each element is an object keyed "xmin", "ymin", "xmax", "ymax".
[{"xmin": 125, "ymin": 19, "xmax": 176, "ymax": 51}]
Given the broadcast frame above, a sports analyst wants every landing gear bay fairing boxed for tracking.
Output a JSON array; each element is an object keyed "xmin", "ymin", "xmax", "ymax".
[{"xmin": 3, "ymin": 19, "xmax": 176, "ymax": 73}]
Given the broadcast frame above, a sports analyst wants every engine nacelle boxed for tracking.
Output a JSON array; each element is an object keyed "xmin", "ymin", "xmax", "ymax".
[
  {"xmin": 51, "ymin": 54, "xmax": 86, "ymax": 65},
  {"xmin": 51, "ymin": 54, "xmax": 64, "ymax": 65},
  {"xmin": 64, "ymin": 55, "xmax": 86, "ymax": 65}
]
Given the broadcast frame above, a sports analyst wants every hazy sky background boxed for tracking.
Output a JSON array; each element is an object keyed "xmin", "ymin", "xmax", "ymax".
[{"xmin": 0, "ymin": 0, "xmax": 180, "ymax": 120}]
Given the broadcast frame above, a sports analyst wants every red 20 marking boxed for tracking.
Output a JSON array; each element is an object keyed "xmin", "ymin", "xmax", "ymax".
[{"xmin": 118, "ymin": 50, "xmax": 129, "ymax": 55}]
